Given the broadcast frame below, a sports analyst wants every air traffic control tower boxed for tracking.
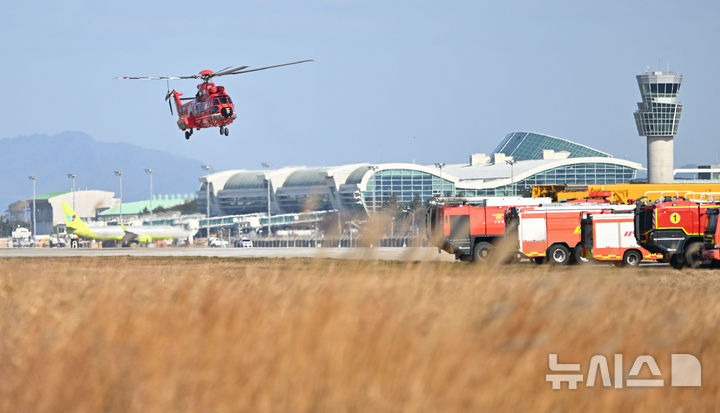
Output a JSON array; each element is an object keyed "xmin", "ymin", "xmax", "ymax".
[{"xmin": 634, "ymin": 71, "xmax": 683, "ymax": 183}]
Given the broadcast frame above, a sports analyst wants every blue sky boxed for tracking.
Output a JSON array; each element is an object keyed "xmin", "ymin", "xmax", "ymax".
[{"xmin": 2, "ymin": 0, "xmax": 719, "ymax": 171}]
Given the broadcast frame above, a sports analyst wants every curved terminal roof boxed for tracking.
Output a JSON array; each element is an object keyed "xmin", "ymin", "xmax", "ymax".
[
  {"xmin": 345, "ymin": 166, "xmax": 373, "ymax": 185},
  {"xmin": 282, "ymin": 169, "xmax": 329, "ymax": 188},
  {"xmin": 493, "ymin": 131, "xmax": 610, "ymax": 161},
  {"xmin": 224, "ymin": 172, "xmax": 267, "ymax": 190}
]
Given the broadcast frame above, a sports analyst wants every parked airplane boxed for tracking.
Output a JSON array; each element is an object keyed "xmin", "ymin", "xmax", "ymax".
[{"xmin": 62, "ymin": 202, "xmax": 195, "ymax": 246}]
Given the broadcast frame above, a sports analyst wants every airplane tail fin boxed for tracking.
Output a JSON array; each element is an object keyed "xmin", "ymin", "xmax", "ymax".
[{"xmin": 61, "ymin": 202, "xmax": 91, "ymax": 234}]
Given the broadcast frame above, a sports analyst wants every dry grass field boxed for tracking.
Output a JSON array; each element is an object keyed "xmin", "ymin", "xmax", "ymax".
[{"xmin": 1, "ymin": 256, "xmax": 718, "ymax": 412}]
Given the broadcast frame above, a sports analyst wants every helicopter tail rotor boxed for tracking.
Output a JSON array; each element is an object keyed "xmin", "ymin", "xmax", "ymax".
[
  {"xmin": 165, "ymin": 80, "xmax": 175, "ymax": 116},
  {"xmin": 164, "ymin": 90, "xmax": 176, "ymax": 116}
]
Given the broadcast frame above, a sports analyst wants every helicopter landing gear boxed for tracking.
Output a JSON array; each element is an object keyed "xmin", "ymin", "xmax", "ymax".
[
  {"xmin": 184, "ymin": 129, "xmax": 194, "ymax": 140},
  {"xmin": 219, "ymin": 126, "xmax": 229, "ymax": 136}
]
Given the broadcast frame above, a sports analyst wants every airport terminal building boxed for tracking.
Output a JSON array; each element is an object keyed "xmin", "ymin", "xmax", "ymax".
[{"xmin": 199, "ymin": 132, "xmax": 643, "ymax": 216}]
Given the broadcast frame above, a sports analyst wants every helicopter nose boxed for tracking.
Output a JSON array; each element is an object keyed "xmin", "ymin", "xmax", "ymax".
[{"xmin": 221, "ymin": 106, "xmax": 233, "ymax": 118}]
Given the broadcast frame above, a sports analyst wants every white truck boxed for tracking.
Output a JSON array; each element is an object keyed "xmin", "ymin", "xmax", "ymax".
[{"xmin": 11, "ymin": 227, "xmax": 32, "ymax": 247}]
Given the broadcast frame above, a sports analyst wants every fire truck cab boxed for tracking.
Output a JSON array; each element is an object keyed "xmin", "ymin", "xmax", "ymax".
[
  {"xmin": 702, "ymin": 208, "xmax": 720, "ymax": 263},
  {"xmin": 635, "ymin": 197, "xmax": 720, "ymax": 268}
]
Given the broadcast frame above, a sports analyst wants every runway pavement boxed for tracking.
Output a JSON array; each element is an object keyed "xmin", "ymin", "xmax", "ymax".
[{"xmin": 0, "ymin": 247, "xmax": 457, "ymax": 262}]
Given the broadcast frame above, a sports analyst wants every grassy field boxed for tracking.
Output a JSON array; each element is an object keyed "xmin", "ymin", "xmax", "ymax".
[{"xmin": 1, "ymin": 256, "xmax": 718, "ymax": 412}]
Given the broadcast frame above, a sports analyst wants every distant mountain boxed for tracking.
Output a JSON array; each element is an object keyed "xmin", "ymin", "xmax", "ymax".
[{"xmin": 0, "ymin": 131, "xmax": 204, "ymax": 211}]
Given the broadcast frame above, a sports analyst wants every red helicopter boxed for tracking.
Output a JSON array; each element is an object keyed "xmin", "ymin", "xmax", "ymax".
[{"xmin": 116, "ymin": 60, "xmax": 312, "ymax": 139}]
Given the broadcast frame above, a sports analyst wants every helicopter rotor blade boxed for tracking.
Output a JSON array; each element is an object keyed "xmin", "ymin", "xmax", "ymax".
[
  {"xmin": 213, "ymin": 66, "xmax": 249, "ymax": 77},
  {"xmin": 115, "ymin": 75, "xmax": 198, "ymax": 80},
  {"xmin": 214, "ymin": 60, "xmax": 313, "ymax": 77},
  {"xmin": 214, "ymin": 65, "xmax": 234, "ymax": 74}
]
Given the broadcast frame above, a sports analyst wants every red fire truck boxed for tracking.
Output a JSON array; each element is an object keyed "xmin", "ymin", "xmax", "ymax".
[
  {"xmin": 426, "ymin": 197, "xmax": 551, "ymax": 261},
  {"xmin": 635, "ymin": 197, "xmax": 720, "ymax": 268},
  {"xmin": 514, "ymin": 204, "xmax": 635, "ymax": 265},
  {"xmin": 580, "ymin": 213, "xmax": 661, "ymax": 266}
]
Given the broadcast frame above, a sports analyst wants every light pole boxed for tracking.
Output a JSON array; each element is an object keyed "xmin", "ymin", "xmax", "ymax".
[
  {"xmin": 67, "ymin": 173, "xmax": 77, "ymax": 210},
  {"xmin": 28, "ymin": 176, "xmax": 37, "ymax": 242},
  {"xmin": 433, "ymin": 162, "xmax": 446, "ymax": 196},
  {"xmin": 369, "ymin": 165, "xmax": 379, "ymax": 215},
  {"xmin": 114, "ymin": 170, "xmax": 123, "ymax": 222},
  {"xmin": 144, "ymin": 168, "xmax": 153, "ymax": 223},
  {"xmin": 505, "ymin": 159, "xmax": 516, "ymax": 196},
  {"xmin": 262, "ymin": 162, "xmax": 272, "ymax": 237},
  {"xmin": 201, "ymin": 164, "xmax": 212, "ymax": 245}
]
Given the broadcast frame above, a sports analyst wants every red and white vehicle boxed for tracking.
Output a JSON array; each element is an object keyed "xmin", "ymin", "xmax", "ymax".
[
  {"xmin": 580, "ymin": 213, "xmax": 661, "ymax": 266},
  {"xmin": 514, "ymin": 204, "xmax": 635, "ymax": 265},
  {"xmin": 426, "ymin": 196, "xmax": 551, "ymax": 261}
]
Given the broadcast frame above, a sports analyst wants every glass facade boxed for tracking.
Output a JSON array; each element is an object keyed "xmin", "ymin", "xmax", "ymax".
[
  {"xmin": 275, "ymin": 190, "xmax": 336, "ymax": 213},
  {"xmin": 640, "ymin": 82, "xmax": 680, "ymax": 96},
  {"xmin": 458, "ymin": 163, "xmax": 637, "ymax": 197},
  {"xmin": 493, "ymin": 132, "xmax": 610, "ymax": 161},
  {"xmin": 634, "ymin": 72, "xmax": 683, "ymax": 137},
  {"xmin": 634, "ymin": 102, "xmax": 682, "ymax": 135},
  {"xmin": 362, "ymin": 169, "xmax": 454, "ymax": 210},
  {"xmin": 276, "ymin": 170, "xmax": 338, "ymax": 213},
  {"xmin": 217, "ymin": 172, "xmax": 271, "ymax": 215},
  {"xmin": 217, "ymin": 185, "xmax": 270, "ymax": 215}
]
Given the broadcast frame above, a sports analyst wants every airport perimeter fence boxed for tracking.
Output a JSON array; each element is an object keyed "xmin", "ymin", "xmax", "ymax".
[{"xmin": 247, "ymin": 236, "xmax": 425, "ymax": 248}]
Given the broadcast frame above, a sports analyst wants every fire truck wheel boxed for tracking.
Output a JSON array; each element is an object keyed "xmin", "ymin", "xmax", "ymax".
[
  {"xmin": 571, "ymin": 243, "xmax": 588, "ymax": 264},
  {"xmin": 473, "ymin": 242, "xmax": 493, "ymax": 261},
  {"xmin": 622, "ymin": 250, "xmax": 642, "ymax": 267},
  {"xmin": 547, "ymin": 244, "xmax": 571, "ymax": 265},
  {"xmin": 684, "ymin": 242, "xmax": 708, "ymax": 268},
  {"xmin": 669, "ymin": 254, "xmax": 684, "ymax": 270}
]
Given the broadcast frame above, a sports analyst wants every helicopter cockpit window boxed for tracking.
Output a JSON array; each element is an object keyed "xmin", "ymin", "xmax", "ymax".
[
  {"xmin": 212, "ymin": 98, "xmax": 220, "ymax": 106},
  {"xmin": 219, "ymin": 97, "xmax": 228, "ymax": 104},
  {"xmin": 227, "ymin": 97, "xmax": 232, "ymax": 104}
]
